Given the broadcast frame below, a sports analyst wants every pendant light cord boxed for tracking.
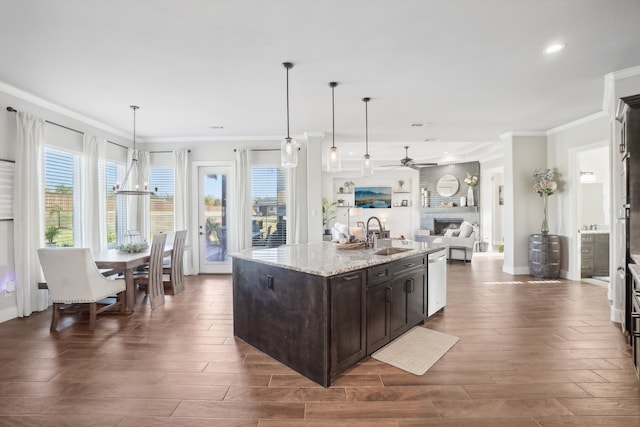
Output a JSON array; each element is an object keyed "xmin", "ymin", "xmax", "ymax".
[
  {"xmin": 131, "ymin": 105, "xmax": 139, "ymax": 151},
  {"xmin": 285, "ymin": 65, "xmax": 291, "ymax": 139},
  {"xmin": 364, "ymin": 98, "xmax": 369, "ymax": 155},
  {"xmin": 331, "ymin": 83, "xmax": 336, "ymax": 148}
]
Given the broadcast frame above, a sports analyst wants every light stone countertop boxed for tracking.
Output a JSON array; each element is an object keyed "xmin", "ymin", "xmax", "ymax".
[
  {"xmin": 230, "ymin": 240, "xmax": 446, "ymax": 277},
  {"xmin": 631, "ymin": 254, "xmax": 640, "ymax": 265},
  {"xmin": 579, "ymin": 230, "xmax": 610, "ymax": 234}
]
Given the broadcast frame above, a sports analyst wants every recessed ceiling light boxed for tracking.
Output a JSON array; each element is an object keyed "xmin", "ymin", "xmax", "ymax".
[
  {"xmin": 544, "ymin": 43, "xmax": 566, "ymax": 54},
  {"xmin": 424, "ymin": 138, "xmax": 442, "ymax": 142},
  {"xmin": 209, "ymin": 125, "xmax": 224, "ymax": 129},
  {"xmin": 411, "ymin": 123, "xmax": 423, "ymax": 127},
  {"xmin": 443, "ymin": 151, "xmax": 449, "ymax": 154}
]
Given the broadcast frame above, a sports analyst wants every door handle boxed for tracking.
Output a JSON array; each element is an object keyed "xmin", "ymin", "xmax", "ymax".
[{"xmin": 385, "ymin": 287, "xmax": 392, "ymax": 303}]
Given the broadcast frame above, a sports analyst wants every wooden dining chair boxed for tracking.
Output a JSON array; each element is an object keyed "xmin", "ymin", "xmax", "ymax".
[
  {"xmin": 134, "ymin": 232, "xmax": 167, "ymax": 310},
  {"xmin": 163, "ymin": 229, "xmax": 187, "ymax": 295},
  {"xmin": 37, "ymin": 248, "xmax": 126, "ymax": 331}
]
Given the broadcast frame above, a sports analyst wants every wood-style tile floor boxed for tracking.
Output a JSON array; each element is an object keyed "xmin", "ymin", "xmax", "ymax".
[{"xmin": 1, "ymin": 253, "xmax": 639, "ymax": 426}]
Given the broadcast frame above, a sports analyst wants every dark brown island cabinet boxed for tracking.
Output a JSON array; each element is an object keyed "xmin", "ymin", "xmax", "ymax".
[{"xmin": 231, "ymin": 241, "xmax": 446, "ymax": 387}]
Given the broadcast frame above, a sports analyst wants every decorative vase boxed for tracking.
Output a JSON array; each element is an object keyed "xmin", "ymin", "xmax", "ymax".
[
  {"xmin": 541, "ymin": 193, "xmax": 549, "ymax": 235},
  {"xmin": 466, "ymin": 186, "xmax": 474, "ymax": 206}
]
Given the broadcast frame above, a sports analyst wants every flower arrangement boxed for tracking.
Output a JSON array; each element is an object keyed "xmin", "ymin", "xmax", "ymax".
[
  {"xmin": 343, "ymin": 181, "xmax": 355, "ymax": 192},
  {"xmin": 464, "ymin": 172, "xmax": 478, "ymax": 187},
  {"xmin": 531, "ymin": 168, "xmax": 557, "ymax": 196}
]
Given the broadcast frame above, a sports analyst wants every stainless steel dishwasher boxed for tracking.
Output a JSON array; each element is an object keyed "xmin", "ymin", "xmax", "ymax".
[{"xmin": 428, "ymin": 248, "xmax": 447, "ymax": 316}]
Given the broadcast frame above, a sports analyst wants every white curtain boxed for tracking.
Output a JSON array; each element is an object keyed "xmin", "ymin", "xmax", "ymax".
[
  {"xmin": 235, "ymin": 149, "xmax": 252, "ymax": 251},
  {"xmin": 286, "ymin": 168, "xmax": 301, "ymax": 244},
  {"xmin": 82, "ymin": 134, "xmax": 106, "ymax": 251},
  {"xmin": 126, "ymin": 148, "xmax": 150, "ymax": 242},
  {"xmin": 14, "ymin": 112, "xmax": 47, "ymax": 317},
  {"xmin": 174, "ymin": 150, "xmax": 193, "ymax": 274}
]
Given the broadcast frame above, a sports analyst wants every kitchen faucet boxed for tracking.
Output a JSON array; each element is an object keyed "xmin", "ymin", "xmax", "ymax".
[{"xmin": 366, "ymin": 216, "xmax": 383, "ymax": 247}]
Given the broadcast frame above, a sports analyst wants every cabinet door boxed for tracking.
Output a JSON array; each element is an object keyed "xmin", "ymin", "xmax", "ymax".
[
  {"xmin": 331, "ymin": 271, "xmax": 366, "ymax": 376},
  {"xmin": 367, "ymin": 283, "xmax": 390, "ymax": 354},
  {"xmin": 407, "ymin": 269, "xmax": 427, "ymax": 325},
  {"xmin": 594, "ymin": 235, "xmax": 610, "ymax": 276},
  {"xmin": 389, "ymin": 276, "xmax": 409, "ymax": 339}
]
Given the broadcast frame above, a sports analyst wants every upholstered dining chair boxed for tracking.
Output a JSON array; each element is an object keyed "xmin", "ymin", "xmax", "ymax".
[
  {"xmin": 134, "ymin": 232, "xmax": 167, "ymax": 310},
  {"xmin": 163, "ymin": 229, "xmax": 187, "ymax": 295},
  {"xmin": 37, "ymin": 248, "xmax": 126, "ymax": 332}
]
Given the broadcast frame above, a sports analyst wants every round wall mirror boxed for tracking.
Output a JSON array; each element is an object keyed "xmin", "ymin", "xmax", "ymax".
[{"xmin": 436, "ymin": 175, "xmax": 460, "ymax": 197}]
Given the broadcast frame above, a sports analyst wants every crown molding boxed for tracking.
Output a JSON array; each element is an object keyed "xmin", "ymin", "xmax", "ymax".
[
  {"xmin": 142, "ymin": 133, "xmax": 314, "ymax": 144},
  {"xmin": 0, "ymin": 81, "xmax": 130, "ymax": 140},
  {"xmin": 603, "ymin": 65, "xmax": 640, "ymax": 112},
  {"xmin": 546, "ymin": 111, "xmax": 608, "ymax": 135},
  {"xmin": 499, "ymin": 131, "xmax": 547, "ymax": 140}
]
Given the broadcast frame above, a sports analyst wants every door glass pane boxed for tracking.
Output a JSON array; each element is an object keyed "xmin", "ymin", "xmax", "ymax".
[{"xmin": 204, "ymin": 173, "xmax": 227, "ymax": 263}]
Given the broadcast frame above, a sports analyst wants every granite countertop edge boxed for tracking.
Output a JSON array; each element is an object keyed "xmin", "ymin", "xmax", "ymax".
[{"xmin": 230, "ymin": 240, "xmax": 447, "ymax": 277}]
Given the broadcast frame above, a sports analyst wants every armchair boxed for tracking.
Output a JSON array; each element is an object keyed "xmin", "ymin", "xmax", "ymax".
[{"xmin": 37, "ymin": 248, "xmax": 126, "ymax": 331}]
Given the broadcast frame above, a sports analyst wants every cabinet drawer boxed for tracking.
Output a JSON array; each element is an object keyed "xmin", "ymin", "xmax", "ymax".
[
  {"xmin": 581, "ymin": 258, "xmax": 594, "ymax": 271},
  {"xmin": 368, "ymin": 264, "xmax": 391, "ymax": 286},
  {"xmin": 581, "ymin": 245, "xmax": 594, "ymax": 257},
  {"xmin": 581, "ymin": 235, "xmax": 594, "ymax": 243},
  {"xmin": 391, "ymin": 254, "xmax": 426, "ymax": 275}
]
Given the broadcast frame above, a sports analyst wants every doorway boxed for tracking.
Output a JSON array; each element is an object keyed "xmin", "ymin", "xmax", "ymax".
[
  {"xmin": 575, "ymin": 144, "xmax": 611, "ymax": 283},
  {"xmin": 196, "ymin": 164, "xmax": 235, "ymax": 274}
]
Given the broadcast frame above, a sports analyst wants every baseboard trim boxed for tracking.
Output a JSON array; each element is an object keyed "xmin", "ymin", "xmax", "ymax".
[{"xmin": 0, "ymin": 306, "xmax": 18, "ymax": 323}]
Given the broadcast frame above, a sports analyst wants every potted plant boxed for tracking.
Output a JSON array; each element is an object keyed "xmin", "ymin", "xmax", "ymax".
[
  {"xmin": 337, "ymin": 198, "xmax": 346, "ymax": 207},
  {"xmin": 322, "ymin": 198, "xmax": 336, "ymax": 234},
  {"xmin": 45, "ymin": 225, "xmax": 60, "ymax": 247},
  {"xmin": 398, "ymin": 179, "xmax": 405, "ymax": 191}
]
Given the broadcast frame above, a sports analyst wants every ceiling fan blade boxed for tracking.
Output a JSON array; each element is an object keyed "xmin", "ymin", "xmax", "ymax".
[{"xmin": 412, "ymin": 162, "xmax": 438, "ymax": 166}]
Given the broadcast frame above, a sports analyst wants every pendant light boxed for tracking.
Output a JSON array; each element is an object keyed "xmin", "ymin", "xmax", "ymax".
[
  {"xmin": 327, "ymin": 81, "xmax": 341, "ymax": 172},
  {"xmin": 361, "ymin": 97, "xmax": 373, "ymax": 176},
  {"xmin": 281, "ymin": 62, "xmax": 298, "ymax": 168},
  {"xmin": 113, "ymin": 106, "xmax": 156, "ymax": 196}
]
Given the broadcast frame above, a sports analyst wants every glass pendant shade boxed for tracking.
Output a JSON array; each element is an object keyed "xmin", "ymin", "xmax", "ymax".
[
  {"xmin": 281, "ymin": 136, "xmax": 298, "ymax": 168},
  {"xmin": 327, "ymin": 145, "xmax": 341, "ymax": 172},
  {"xmin": 362, "ymin": 153, "xmax": 373, "ymax": 176}
]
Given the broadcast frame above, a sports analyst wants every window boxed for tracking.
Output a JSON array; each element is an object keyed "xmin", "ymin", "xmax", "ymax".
[
  {"xmin": 149, "ymin": 168, "xmax": 174, "ymax": 236},
  {"xmin": 44, "ymin": 148, "xmax": 79, "ymax": 247},
  {"xmin": 252, "ymin": 167, "xmax": 286, "ymax": 247}
]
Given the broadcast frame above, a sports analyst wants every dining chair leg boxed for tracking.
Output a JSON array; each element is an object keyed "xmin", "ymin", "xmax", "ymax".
[
  {"xmin": 50, "ymin": 303, "xmax": 61, "ymax": 332},
  {"xmin": 89, "ymin": 302, "xmax": 97, "ymax": 330}
]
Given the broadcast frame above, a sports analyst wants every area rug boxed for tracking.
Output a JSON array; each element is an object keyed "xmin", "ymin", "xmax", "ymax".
[{"xmin": 371, "ymin": 327, "xmax": 459, "ymax": 375}]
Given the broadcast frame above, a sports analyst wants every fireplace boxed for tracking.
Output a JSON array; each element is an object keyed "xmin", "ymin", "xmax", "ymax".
[{"xmin": 433, "ymin": 218, "xmax": 463, "ymax": 235}]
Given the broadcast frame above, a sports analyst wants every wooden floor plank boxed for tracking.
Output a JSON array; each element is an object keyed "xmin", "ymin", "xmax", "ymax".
[{"xmin": 0, "ymin": 252, "xmax": 637, "ymax": 423}]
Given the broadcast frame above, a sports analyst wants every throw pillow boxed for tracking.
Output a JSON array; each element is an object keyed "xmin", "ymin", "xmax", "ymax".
[
  {"xmin": 444, "ymin": 228, "xmax": 460, "ymax": 237},
  {"xmin": 458, "ymin": 221, "xmax": 474, "ymax": 238}
]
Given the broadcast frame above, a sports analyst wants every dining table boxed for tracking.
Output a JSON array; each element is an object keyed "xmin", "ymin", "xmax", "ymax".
[{"xmin": 92, "ymin": 246, "xmax": 174, "ymax": 313}]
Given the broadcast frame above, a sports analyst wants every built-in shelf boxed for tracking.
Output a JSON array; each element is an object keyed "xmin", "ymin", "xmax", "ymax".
[
  {"xmin": 393, "ymin": 191, "xmax": 411, "ymax": 194},
  {"xmin": 336, "ymin": 205, "xmax": 354, "ymax": 208},
  {"xmin": 420, "ymin": 206, "xmax": 478, "ymax": 213}
]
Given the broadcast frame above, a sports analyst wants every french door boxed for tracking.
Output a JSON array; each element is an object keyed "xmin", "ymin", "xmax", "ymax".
[{"xmin": 197, "ymin": 164, "xmax": 234, "ymax": 274}]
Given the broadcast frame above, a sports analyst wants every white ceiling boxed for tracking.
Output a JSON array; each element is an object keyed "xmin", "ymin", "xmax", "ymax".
[{"xmin": 1, "ymin": 0, "xmax": 639, "ymax": 164}]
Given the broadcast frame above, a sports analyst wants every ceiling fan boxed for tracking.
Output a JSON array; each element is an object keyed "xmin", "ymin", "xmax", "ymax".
[{"xmin": 379, "ymin": 146, "xmax": 438, "ymax": 170}]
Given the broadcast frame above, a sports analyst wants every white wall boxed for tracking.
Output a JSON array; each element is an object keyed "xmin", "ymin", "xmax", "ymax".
[{"xmin": 547, "ymin": 114, "xmax": 610, "ymax": 279}]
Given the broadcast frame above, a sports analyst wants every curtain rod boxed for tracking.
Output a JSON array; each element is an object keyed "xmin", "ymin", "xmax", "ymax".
[
  {"xmin": 7, "ymin": 106, "xmax": 128, "ymax": 150},
  {"xmin": 149, "ymin": 150, "xmax": 191, "ymax": 154},
  {"xmin": 233, "ymin": 148, "xmax": 299, "ymax": 152}
]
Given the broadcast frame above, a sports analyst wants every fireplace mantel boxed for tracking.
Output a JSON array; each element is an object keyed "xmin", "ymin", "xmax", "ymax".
[{"xmin": 420, "ymin": 207, "xmax": 478, "ymax": 213}]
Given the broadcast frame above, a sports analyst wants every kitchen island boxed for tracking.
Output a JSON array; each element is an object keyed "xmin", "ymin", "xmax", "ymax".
[{"xmin": 231, "ymin": 240, "xmax": 446, "ymax": 387}]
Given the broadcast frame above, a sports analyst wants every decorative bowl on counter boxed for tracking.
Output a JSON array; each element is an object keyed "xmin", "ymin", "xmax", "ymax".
[{"xmin": 116, "ymin": 242, "xmax": 149, "ymax": 253}]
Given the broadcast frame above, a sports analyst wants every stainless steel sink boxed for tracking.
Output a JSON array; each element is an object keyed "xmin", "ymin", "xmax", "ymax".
[{"xmin": 374, "ymin": 247, "xmax": 412, "ymax": 255}]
